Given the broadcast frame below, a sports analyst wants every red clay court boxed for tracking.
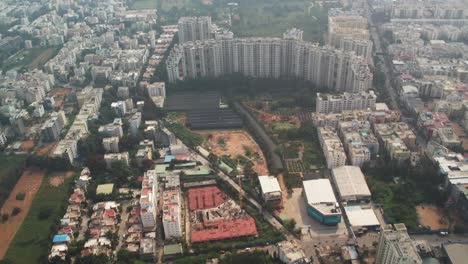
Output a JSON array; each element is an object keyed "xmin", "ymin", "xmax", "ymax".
[{"xmin": 187, "ymin": 186, "xmax": 227, "ymax": 211}]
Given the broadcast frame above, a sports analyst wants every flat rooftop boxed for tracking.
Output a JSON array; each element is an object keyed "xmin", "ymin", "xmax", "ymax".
[
  {"xmin": 344, "ymin": 206, "xmax": 380, "ymax": 227},
  {"xmin": 443, "ymin": 243, "xmax": 468, "ymax": 264},
  {"xmin": 258, "ymin": 175, "xmax": 281, "ymax": 194},
  {"xmin": 331, "ymin": 166, "xmax": 371, "ymax": 200},
  {"xmin": 303, "ymin": 179, "xmax": 337, "ymax": 204}
]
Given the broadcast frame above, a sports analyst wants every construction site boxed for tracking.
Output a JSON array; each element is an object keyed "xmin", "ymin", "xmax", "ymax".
[{"xmin": 187, "ymin": 186, "xmax": 258, "ymax": 243}]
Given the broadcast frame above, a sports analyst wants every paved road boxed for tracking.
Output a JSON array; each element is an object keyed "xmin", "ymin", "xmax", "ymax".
[
  {"xmin": 115, "ymin": 201, "xmax": 130, "ymax": 256},
  {"xmin": 411, "ymin": 234, "xmax": 468, "ymax": 246}
]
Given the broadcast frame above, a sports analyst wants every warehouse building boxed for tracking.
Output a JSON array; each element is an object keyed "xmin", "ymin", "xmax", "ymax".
[
  {"xmin": 303, "ymin": 179, "xmax": 341, "ymax": 225},
  {"xmin": 344, "ymin": 205, "xmax": 380, "ymax": 233},
  {"xmin": 331, "ymin": 166, "xmax": 371, "ymax": 203},
  {"xmin": 258, "ymin": 176, "xmax": 282, "ymax": 203}
]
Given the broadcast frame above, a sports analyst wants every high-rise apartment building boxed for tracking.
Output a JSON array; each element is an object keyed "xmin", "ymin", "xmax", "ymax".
[
  {"xmin": 376, "ymin": 224, "xmax": 422, "ymax": 264},
  {"xmin": 167, "ymin": 33, "xmax": 372, "ymax": 93},
  {"xmin": 178, "ymin": 16, "xmax": 213, "ymax": 43}
]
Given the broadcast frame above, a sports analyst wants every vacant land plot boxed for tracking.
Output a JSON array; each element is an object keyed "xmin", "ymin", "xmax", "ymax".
[
  {"xmin": 48, "ymin": 171, "xmax": 74, "ymax": 187},
  {"xmin": 0, "ymin": 155, "xmax": 27, "ymax": 208},
  {"xmin": 206, "ymin": 130, "xmax": 269, "ymax": 175},
  {"xmin": 34, "ymin": 142, "xmax": 57, "ymax": 156},
  {"xmin": 28, "ymin": 48, "xmax": 56, "ymax": 70},
  {"xmin": 19, "ymin": 140, "xmax": 35, "ymax": 152},
  {"xmin": 130, "ymin": 0, "xmax": 157, "ymax": 10},
  {"xmin": 1, "ymin": 47, "xmax": 55, "ymax": 72},
  {"xmin": 416, "ymin": 205, "xmax": 449, "ymax": 230},
  {"xmin": 49, "ymin": 87, "xmax": 72, "ymax": 108},
  {"xmin": 0, "ymin": 168, "xmax": 45, "ymax": 259},
  {"xmin": 232, "ymin": 0, "xmax": 328, "ymax": 42},
  {"xmin": 5, "ymin": 172, "xmax": 75, "ymax": 263}
]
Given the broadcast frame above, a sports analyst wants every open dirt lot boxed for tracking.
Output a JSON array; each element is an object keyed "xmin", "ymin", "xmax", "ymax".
[
  {"xmin": 49, "ymin": 87, "xmax": 71, "ymax": 108},
  {"xmin": 48, "ymin": 171, "xmax": 73, "ymax": 187},
  {"xmin": 34, "ymin": 142, "xmax": 57, "ymax": 156},
  {"xmin": 19, "ymin": 140, "xmax": 35, "ymax": 151},
  {"xmin": 278, "ymin": 188, "xmax": 348, "ymax": 240},
  {"xmin": 205, "ymin": 130, "xmax": 269, "ymax": 175},
  {"xmin": 417, "ymin": 205, "xmax": 449, "ymax": 230},
  {"xmin": 0, "ymin": 168, "xmax": 45, "ymax": 258}
]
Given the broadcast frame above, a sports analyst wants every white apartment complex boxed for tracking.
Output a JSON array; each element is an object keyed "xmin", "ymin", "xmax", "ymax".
[
  {"xmin": 376, "ymin": 224, "xmax": 422, "ymax": 264},
  {"xmin": 102, "ymin": 137, "xmax": 119, "ymax": 153},
  {"xmin": 162, "ymin": 189, "xmax": 182, "ymax": 239},
  {"xmin": 146, "ymin": 82, "xmax": 166, "ymax": 97},
  {"xmin": 140, "ymin": 169, "xmax": 158, "ymax": 229},
  {"xmin": 318, "ymin": 127, "xmax": 347, "ymax": 169},
  {"xmin": 167, "ymin": 32, "xmax": 372, "ymax": 93},
  {"xmin": 316, "ymin": 91, "xmax": 377, "ymax": 113},
  {"xmin": 104, "ymin": 152, "xmax": 129, "ymax": 169},
  {"xmin": 178, "ymin": 16, "xmax": 213, "ymax": 43},
  {"xmin": 328, "ymin": 15, "xmax": 372, "ymax": 60}
]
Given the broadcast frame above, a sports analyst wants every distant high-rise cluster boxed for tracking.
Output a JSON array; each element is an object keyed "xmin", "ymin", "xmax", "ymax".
[
  {"xmin": 168, "ymin": 21, "xmax": 373, "ymax": 93},
  {"xmin": 328, "ymin": 12, "xmax": 373, "ymax": 61},
  {"xmin": 177, "ymin": 16, "xmax": 214, "ymax": 43}
]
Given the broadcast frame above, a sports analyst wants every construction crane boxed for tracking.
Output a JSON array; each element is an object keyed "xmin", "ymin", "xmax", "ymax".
[{"xmin": 237, "ymin": 160, "xmax": 243, "ymax": 209}]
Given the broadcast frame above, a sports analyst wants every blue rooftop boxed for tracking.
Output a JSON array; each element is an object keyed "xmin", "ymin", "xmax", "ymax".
[
  {"xmin": 53, "ymin": 234, "xmax": 69, "ymax": 243},
  {"xmin": 164, "ymin": 155, "xmax": 175, "ymax": 163}
]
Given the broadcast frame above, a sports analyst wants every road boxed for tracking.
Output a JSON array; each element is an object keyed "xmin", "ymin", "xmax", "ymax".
[{"xmin": 411, "ymin": 233, "xmax": 468, "ymax": 247}]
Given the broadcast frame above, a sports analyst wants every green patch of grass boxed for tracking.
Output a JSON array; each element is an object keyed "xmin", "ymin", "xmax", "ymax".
[
  {"xmin": 130, "ymin": 0, "xmax": 156, "ymax": 10},
  {"xmin": 166, "ymin": 122, "xmax": 203, "ymax": 148},
  {"xmin": 232, "ymin": 0, "xmax": 328, "ymax": 43},
  {"xmin": 0, "ymin": 154, "xmax": 27, "ymax": 208},
  {"xmin": 5, "ymin": 172, "xmax": 77, "ymax": 264},
  {"xmin": 1, "ymin": 47, "xmax": 52, "ymax": 72},
  {"xmin": 270, "ymin": 122, "xmax": 299, "ymax": 133}
]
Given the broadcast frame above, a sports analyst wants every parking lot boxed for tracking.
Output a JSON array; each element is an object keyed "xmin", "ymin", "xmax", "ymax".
[{"xmin": 279, "ymin": 188, "xmax": 348, "ymax": 240}]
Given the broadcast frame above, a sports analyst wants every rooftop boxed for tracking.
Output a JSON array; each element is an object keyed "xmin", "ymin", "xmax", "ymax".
[
  {"xmin": 344, "ymin": 206, "xmax": 380, "ymax": 227},
  {"xmin": 258, "ymin": 175, "xmax": 282, "ymax": 195},
  {"xmin": 331, "ymin": 166, "xmax": 371, "ymax": 200},
  {"xmin": 96, "ymin": 184, "xmax": 114, "ymax": 195}
]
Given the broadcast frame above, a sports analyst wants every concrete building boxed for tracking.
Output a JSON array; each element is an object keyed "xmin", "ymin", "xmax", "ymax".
[
  {"xmin": 146, "ymin": 82, "xmax": 166, "ymax": 97},
  {"xmin": 102, "ymin": 137, "xmax": 119, "ymax": 153},
  {"xmin": 318, "ymin": 127, "xmax": 347, "ymax": 169},
  {"xmin": 136, "ymin": 146, "xmax": 152, "ymax": 167},
  {"xmin": 140, "ymin": 169, "xmax": 158, "ymax": 230},
  {"xmin": 376, "ymin": 223, "xmax": 422, "ymax": 264},
  {"xmin": 276, "ymin": 241, "xmax": 309, "ymax": 264},
  {"xmin": 111, "ymin": 101, "xmax": 127, "ymax": 116},
  {"xmin": 53, "ymin": 139, "xmax": 78, "ymax": 164},
  {"xmin": 178, "ymin": 16, "xmax": 213, "ymax": 43},
  {"xmin": 41, "ymin": 113, "xmax": 67, "ymax": 142},
  {"xmin": 373, "ymin": 122, "xmax": 416, "ymax": 160},
  {"xmin": 302, "ymin": 179, "xmax": 341, "ymax": 225},
  {"xmin": 258, "ymin": 176, "xmax": 282, "ymax": 203},
  {"xmin": 0, "ymin": 130, "xmax": 7, "ymax": 146},
  {"xmin": 316, "ymin": 91, "xmax": 377, "ymax": 114},
  {"xmin": 338, "ymin": 120, "xmax": 379, "ymax": 165},
  {"xmin": 104, "ymin": 152, "xmax": 129, "ymax": 169},
  {"xmin": 162, "ymin": 189, "xmax": 182, "ymax": 239},
  {"xmin": 442, "ymin": 243, "xmax": 468, "ymax": 264},
  {"xmin": 129, "ymin": 112, "xmax": 142, "ymax": 137},
  {"xmin": 331, "ymin": 166, "xmax": 371, "ymax": 202},
  {"xmin": 167, "ymin": 32, "xmax": 372, "ymax": 93},
  {"xmin": 99, "ymin": 118, "xmax": 123, "ymax": 138}
]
